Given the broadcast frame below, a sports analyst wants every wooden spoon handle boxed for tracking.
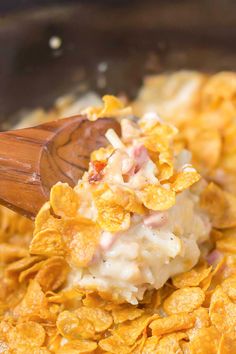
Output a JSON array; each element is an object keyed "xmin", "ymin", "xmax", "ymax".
[{"xmin": 0, "ymin": 116, "xmax": 120, "ymax": 218}]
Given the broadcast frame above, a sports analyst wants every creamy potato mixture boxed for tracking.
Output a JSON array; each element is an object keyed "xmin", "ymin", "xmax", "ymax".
[{"xmin": 1, "ymin": 71, "xmax": 236, "ymax": 353}]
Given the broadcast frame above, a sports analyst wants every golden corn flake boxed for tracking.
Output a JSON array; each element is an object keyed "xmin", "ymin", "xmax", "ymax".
[
  {"xmin": 57, "ymin": 310, "xmax": 95, "ymax": 340},
  {"xmin": 50, "ymin": 182, "xmax": 79, "ymax": 218},
  {"xmin": 188, "ymin": 128, "xmax": 222, "ymax": 171},
  {"xmin": 29, "ymin": 228, "xmax": 65, "ymax": 257},
  {"xmin": 7, "ymin": 321, "xmax": 45, "ymax": 349},
  {"xmin": 189, "ymin": 326, "xmax": 221, "ymax": 354},
  {"xmin": 0, "ymin": 243, "xmax": 28, "ymax": 263},
  {"xmin": 90, "ymin": 145, "xmax": 114, "ymax": 162},
  {"xmin": 111, "ymin": 304, "xmax": 144, "ymax": 324},
  {"xmin": 210, "ymin": 228, "xmax": 223, "ymax": 241},
  {"xmin": 110, "ymin": 186, "xmax": 145, "ymax": 215},
  {"xmin": 141, "ymin": 135, "xmax": 169, "ymax": 153},
  {"xmin": 155, "ymin": 332, "xmax": 186, "ymax": 354},
  {"xmin": 218, "ymin": 327, "xmax": 236, "ymax": 354},
  {"xmin": 82, "ymin": 292, "xmax": 107, "ymax": 308},
  {"xmin": 209, "ymin": 286, "xmax": 236, "ymax": 332},
  {"xmin": 6, "ymin": 255, "xmax": 41, "ymax": 274},
  {"xmin": 163, "ymin": 287, "xmax": 205, "ymax": 315},
  {"xmin": 18, "ymin": 259, "xmax": 46, "ymax": 283},
  {"xmin": 139, "ymin": 184, "xmax": 175, "ymax": 211},
  {"xmin": 172, "ymin": 264, "xmax": 212, "ymax": 288},
  {"xmin": 157, "ymin": 150, "xmax": 174, "ymax": 181},
  {"xmin": 57, "ymin": 339, "xmax": 97, "ymax": 354},
  {"xmin": 14, "ymin": 280, "xmax": 50, "ymax": 321},
  {"xmin": 101, "ymin": 95, "xmax": 124, "ymax": 113},
  {"xmin": 99, "ymin": 334, "xmax": 130, "ymax": 354},
  {"xmin": 202, "ymin": 71, "xmax": 236, "ymax": 107},
  {"xmin": 93, "ymin": 185, "xmax": 130, "ymax": 232},
  {"xmin": 34, "ymin": 202, "xmax": 54, "ymax": 234},
  {"xmin": 83, "ymin": 95, "xmax": 130, "ymax": 121},
  {"xmin": 216, "ymin": 234, "xmax": 236, "ymax": 254},
  {"xmin": 142, "ymin": 335, "xmax": 160, "ymax": 353},
  {"xmin": 186, "ymin": 307, "xmax": 211, "ymax": 340},
  {"xmin": 171, "ymin": 169, "xmax": 201, "ymax": 193},
  {"xmin": 63, "ymin": 217, "xmax": 101, "ymax": 267},
  {"xmin": 110, "ymin": 314, "xmax": 157, "ymax": 346},
  {"xmin": 140, "ymin": 119, "xmax": 178, "ymax": 138},
  {"xmin": 150, "ymin": 312, "xmax": 195, "ymax": 336},
  {"xmin": 200, "ymin": 182, "xmax": 236, "ymax": 228},
  {"xmin": 35, "ymin": 256, "xmax": 69, "ymax": 291},
  {"xmin": 75, "ymin": 307, "xmax": 113, "ymax": 332},
  {"xmin": 221, "ymin": 275, "xmax": 236, "ymax": 301}
]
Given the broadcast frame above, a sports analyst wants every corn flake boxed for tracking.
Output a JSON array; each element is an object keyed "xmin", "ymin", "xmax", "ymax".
[
  {"xmin": 35, "ymin": 256, "xmax": 69, "ymax": 291},
  {"xmin": 90, "ymin": 145, "xmax": 114, "ymax": 162},
  {"xmin": 0, "ymin": 243, "xmax": 28, "ymax": 263},
  {"xmin": 216, "ymin": 234, "xmax": 236, "ymax": 254},
  {"xmin": 172, "ymin": 264, "xmax": 212, "ymax": 288},
  {"xmin": 139, "ymin": 184, "xmax": 175, "ymax": 211},
  {"xmin": 157, "ymin": 150, "xmax": 174, "ymax": 181},
  {"xmin": 218, "ymin": 327, "xmax": 236, "ymax": 354},
  {"xmin": 155, "ymin": 332, "xmax": 186, "ymax": 354},
  {"xmin": 189, "ymin": 326, "xmax": 221, "ymax": 354},
  {"xmin": 93, "ymin": 185, "xmax": 130, "ymax": 232},
  {"xmin": 110, "ymin": 186, "xmax": 145, "ymax": 215},
  {"xmin": 221, "ymin": 275, "xmax": 236, "ymax": 301},
  {"xmin": 150, "ymin": 312, "xmax": 195, "ymax": 336},
  {"xmin": 163, "ymin": 287, "xmax": 205, "ymax": 315},
  {"xmin": 6, "ymin": 256, "xmax": 41, "ymax": 274},
  {"xmin": 209, "ymin": 286, "xmax": 236, "ymax": 332},
  {"xmin": 50, "ymin": 182, "xmax": 79, "ymax": 218},
  {"xmin": 111, "ymin": 304, "xmax": 144, "ymax": 324},
  {"xmin": 57, "ymin": 310, "xmax": 95, "ymax": 340},
  {"xmin": 171, "ymin": 170, "xmax": 201, "ymax": 193},
  {"xmin": 57, "ymin": 339, "xmax": 97, "ymax": 354},
  {"xmin": 141, "ymin": 135, "xmax": 169, "ymax": 153},
  {"xmin": 186, "ymin": 307, "xmax": 211, "ymax": 340},
  {"xmin": 75, "ymin": 307, "xmax": 113, "ymax": 332},
  {"xmin": 142, "ymin": 335, "xmax": 160, "ymax": 353},
  {"xmin": 19, "ymin": 259, "xmax": 46, "ymax": 283},
  {"xmin": 99, "ymin": 333, "xmax": 131, "ymax": 354},
  {"xmin": 30, "ymin": 228, "xmax": 65, "ymax": 257},
  {"xmin": 13, "ymin": 280, "xmax": 51, "ymax": 321},
  {"xmin": 200, "ymin": 182, "xmax": 236, "ymax": 228},
  {"xmin": 189, "ymin": 128, "xmax": 222, "ymax": 171},
  {"xmin": 63, "ymin": 217, "xmax": 101, "ymax": 267},
  {"xmin": 7, "ymin": 321, "xmax": 45, "ymax": 350}
]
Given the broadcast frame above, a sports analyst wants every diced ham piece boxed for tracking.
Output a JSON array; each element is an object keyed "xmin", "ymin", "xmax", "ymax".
[
  {"xmin": 206, "ymin": 249, "xmax": 222, "ymax": 265},
  {"xmin": 130, "ymin": 144, "xmax": 149, "ymax": 173},
  {"xmin": 144, "ymin": 211, "xmax": 168, "ymax": 228}
]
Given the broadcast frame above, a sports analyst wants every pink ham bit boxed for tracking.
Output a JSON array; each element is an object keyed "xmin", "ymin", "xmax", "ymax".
[
  {"xmin": 206, "ymin": 249, "xmax": 222, "ymax": 265},
  {"xmin": 144, "ymin": 211, "xmax": 168, "ymax": 228},
  {"xmin": 130, "ymin": 144, "xmax": 149, "ymax": 173}
]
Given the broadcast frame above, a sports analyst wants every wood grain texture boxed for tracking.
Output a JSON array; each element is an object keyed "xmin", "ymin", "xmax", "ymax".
[{"xmin": 0, "ymin": 116, "xmax": 120, "ymax": 219}]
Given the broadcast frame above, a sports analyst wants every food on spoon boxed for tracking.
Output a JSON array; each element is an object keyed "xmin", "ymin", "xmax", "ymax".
[{"xmin": 30, "ymin": 96, "xmax": 211, "ymax": 304}]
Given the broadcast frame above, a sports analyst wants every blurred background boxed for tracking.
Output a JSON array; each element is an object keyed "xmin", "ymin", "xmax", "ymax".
[{"xmin": 0, "ymin": 0, "xmax": 236, "ymax": 124}]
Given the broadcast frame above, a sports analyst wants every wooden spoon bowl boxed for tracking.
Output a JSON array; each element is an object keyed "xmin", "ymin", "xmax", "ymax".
[{"xmin": 0, "ymin": 116, "xmax": 120, "ymax": 218}]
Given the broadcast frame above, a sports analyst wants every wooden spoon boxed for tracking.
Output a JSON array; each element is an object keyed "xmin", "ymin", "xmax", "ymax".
[{"xmin": 0, "ymin": 116, "xmax": 120, "ymax": 219}]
